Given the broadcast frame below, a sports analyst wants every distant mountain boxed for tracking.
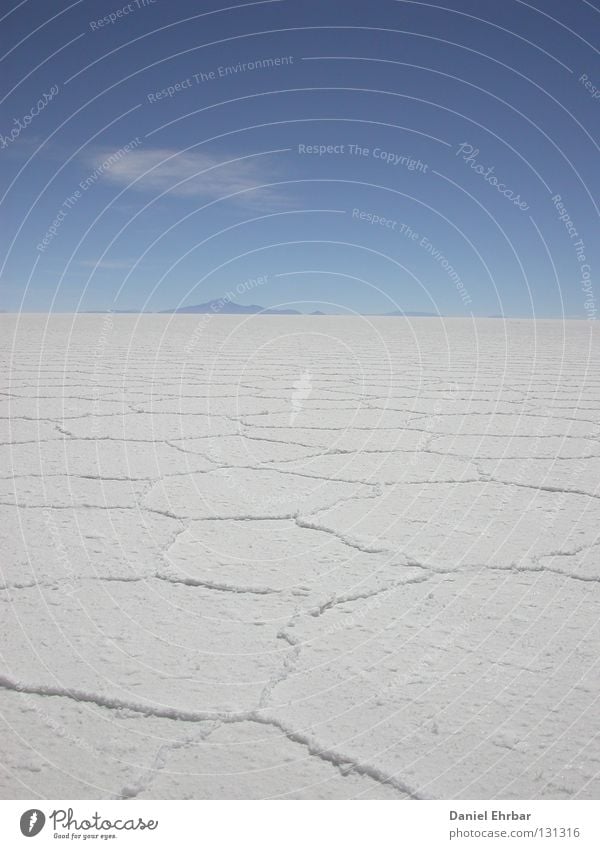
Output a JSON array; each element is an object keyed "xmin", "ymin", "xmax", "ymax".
[
  {"xmin": 79, "ymin": 304, "xmax": 441, "ymax": 316},
  {"xmin": 163, "ymin": 305, "xmax": 439, "ymax": 316},
  {"xmin": 161, "ymin": 301, "xmax": 301, "ymax": 315}
]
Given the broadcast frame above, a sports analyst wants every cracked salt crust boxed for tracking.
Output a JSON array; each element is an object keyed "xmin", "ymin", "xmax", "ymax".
[{"xmin": 0, "ymin": 314, "xmax": 599, "ymax": 799}]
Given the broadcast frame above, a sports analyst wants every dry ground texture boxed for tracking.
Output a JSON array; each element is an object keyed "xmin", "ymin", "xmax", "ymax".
[{"xmin": 1, "ymin": 314, "xmax": 599, "ymax": 799}]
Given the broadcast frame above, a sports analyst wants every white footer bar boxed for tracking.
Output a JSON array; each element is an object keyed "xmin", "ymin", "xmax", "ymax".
[{"xmin": 1, "ymin": 800, "xmax": 598, "ymax": 848}]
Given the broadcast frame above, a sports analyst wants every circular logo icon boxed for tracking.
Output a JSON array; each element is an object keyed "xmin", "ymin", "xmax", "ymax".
[{"xmin": 19, "ymin": 810, "xmax": 45, "ymax": 837}]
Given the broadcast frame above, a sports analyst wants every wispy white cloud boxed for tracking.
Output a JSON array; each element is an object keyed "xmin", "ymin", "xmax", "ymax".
[{"xmin": 84, "ymin": 147, "xmax": 286, "ymax": 208}]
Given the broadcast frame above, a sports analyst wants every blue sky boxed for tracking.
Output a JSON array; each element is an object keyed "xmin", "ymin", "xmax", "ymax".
[{"xmin": 1, "ymin": 0, "xmax": 598, "ymax": 316}]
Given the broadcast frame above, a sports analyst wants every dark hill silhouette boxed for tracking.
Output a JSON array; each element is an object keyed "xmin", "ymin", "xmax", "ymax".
[{"xmin": 161, "ymin": 301, "xmax": 301, "ymax": 315}]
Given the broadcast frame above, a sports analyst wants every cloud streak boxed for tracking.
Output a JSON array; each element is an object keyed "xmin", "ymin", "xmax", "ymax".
[{"xmin": 85, "ymin": 147, "xmax": 287, "ymax": 208}]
